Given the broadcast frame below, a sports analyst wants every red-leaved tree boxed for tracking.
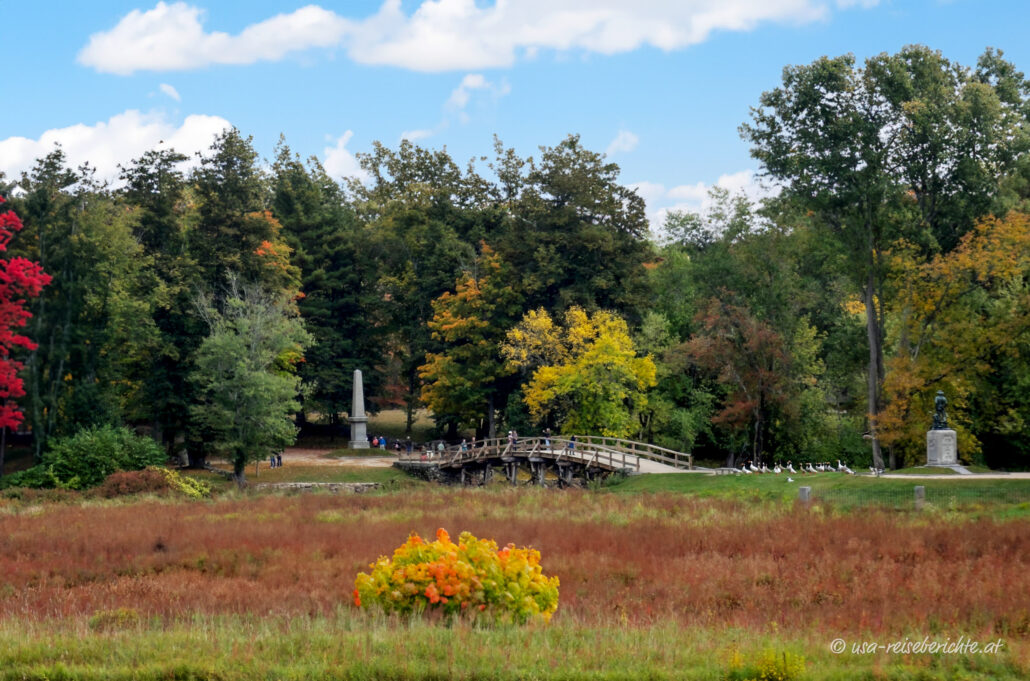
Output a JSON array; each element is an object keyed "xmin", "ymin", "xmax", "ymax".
[{"xmin": 0, "ymin": 197, "xmax": 51, "ymax": 476}]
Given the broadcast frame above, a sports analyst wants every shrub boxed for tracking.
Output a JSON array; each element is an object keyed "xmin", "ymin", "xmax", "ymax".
[
  {"xmin": 0, "ymin": 465, "xmax": 62, "ymax": 490},
  {"xmin": 726, "ymin": 649, "xmax": 806, "ymax": 681},
  {"xmin": 96, "ymin": 469, "xmax": 171, "ymax": 498},
  {"xmin": 0, "ymin": 426, "xmax": 167, "ymax": 490},
  {"xmin": 354, "ymin": 528, "xmax": 559, "ymax": 624},
  {"xmin": 158, "ymin": 467, "xmax": 211, "ymax": 499},
  {"xmin": 88, "ymin": 607, "xmax": 140, "ymax": 632},
  {"xmin": 94, "ymin": 467, "xmax": 211, "ymax": 499}
]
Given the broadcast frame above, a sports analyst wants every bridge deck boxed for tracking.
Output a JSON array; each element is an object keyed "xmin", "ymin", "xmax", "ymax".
[{"xmin": 398, "ymin": 436, "xmax": 698, "ymax": 474}]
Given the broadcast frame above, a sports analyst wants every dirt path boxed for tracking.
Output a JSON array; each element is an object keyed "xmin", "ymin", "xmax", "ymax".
[{"xmin": 282, "ymin": 447, "xmax": 396, "ymax": 468}]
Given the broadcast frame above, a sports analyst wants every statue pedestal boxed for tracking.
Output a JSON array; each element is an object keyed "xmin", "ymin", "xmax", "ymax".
[
  {"xmin": 349, "ymin": 416, "xmax": 369, "ymax": 449},
  {"xmin": 926, "ymin": 429, "xmax": 957, "ymax": 466}
]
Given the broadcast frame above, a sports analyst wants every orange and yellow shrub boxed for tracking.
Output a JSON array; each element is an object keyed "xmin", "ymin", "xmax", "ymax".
[{"xmin": 354, "ymin": 528, "xmax": 559, "ymax": 623}]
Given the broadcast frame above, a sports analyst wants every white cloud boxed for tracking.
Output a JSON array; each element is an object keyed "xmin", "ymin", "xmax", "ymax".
[
  {"xmin": 79, "ymin": 2, "xmax": 352, "ymax": 75},
  {"xmin": 446, "ymin": 73, "xmax": 488, "ymax": 110},
  {"xmin": 346, "ymin": 0, "xmax": 831, "ymax": 72},
  {"xmin": 606, "ymin": 129, "xmax": 639, "ymax": 156},
  {"xmin": 81, "ymin": 1, "xmax": 874, "ymax": 74},
  {"xmin": 322, "ymin": 130, "xmax": 368, "ymax": 182},
  {"xmin": 667, "ymin": 181, "xmax": 709, "ymax": 202},
  {"xmin": 400, "ymin": 73, "xmax": 509, "ymax": 142},
  {"xmin": 400, "ymin": 128, "xmax": 436, "ymax": 142},
  {"xmin": 634, "ymin": 169, "xmax": 779, "ymax": 236},
  {"xmin": 0, "ymin": 110, "xmax": 230, "ymax": 184},
  {"xmin": 159, "ymin": 83, "xmax": 181, "ymax": 101},
  {"xmin": 628, "ymin": 181, "xmax": 666, "ymax": 208}
]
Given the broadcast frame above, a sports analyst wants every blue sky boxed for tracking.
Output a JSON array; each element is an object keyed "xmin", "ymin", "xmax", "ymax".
[{"xmin": 2, "ymin": 1, "xmax": 1028, "ymax": 229}]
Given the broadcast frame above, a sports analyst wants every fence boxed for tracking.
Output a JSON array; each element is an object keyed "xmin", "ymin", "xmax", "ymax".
[{"xmin": 799, "ymin": 484, "xmax": 1030, "ymax": 511}]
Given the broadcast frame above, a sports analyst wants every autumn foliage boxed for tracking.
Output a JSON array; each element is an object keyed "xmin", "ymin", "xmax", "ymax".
[
  {"xmin": 354, "ymin": 527, "xmax": 559, "ymax": 623},
  {"xmin": 880, "ymin": 213, "xmax": 1030, "ymax": 463},
  {"xmin": 0, "ymin": 197, "xmax": 50, "ymax": 429}
]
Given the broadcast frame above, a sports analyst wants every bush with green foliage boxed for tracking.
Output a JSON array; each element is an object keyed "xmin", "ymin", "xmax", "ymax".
[{"xmin": 0, "ymin": 425, "xmax": 166, "ymax": 490}]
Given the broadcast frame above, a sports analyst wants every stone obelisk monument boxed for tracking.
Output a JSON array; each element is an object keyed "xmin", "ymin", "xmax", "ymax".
[{"xmin": 348, "ymin": 369, "xmax": 370, "ymax": 449}]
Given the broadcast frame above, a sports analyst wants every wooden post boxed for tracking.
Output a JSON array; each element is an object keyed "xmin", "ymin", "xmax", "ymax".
[
  {"xmin": 799, "ymin": 486, "xmax": 811, "ymax": 505},
  {"xmin": 914, "ymin": 486, "xmax": 925, "ymax": 511}
]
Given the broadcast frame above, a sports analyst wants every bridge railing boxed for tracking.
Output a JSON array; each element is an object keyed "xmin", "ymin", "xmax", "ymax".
[
  {"xmin": 572, "ymin": 436, "xmax": 693, "ymax": 470},
  {"xmin": 396, "ymin": 435, "xmax": 692, "ymax": 471}
]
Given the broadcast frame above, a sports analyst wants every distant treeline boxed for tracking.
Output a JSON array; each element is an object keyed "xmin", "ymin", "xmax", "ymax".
[{"xmin": 2, "ymin": 44, "xmax": 1030, "ymax": 471}]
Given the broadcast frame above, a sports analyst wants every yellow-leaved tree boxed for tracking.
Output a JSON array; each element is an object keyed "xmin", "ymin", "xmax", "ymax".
[
  {"xmin": 501, "ymin": 307, "xmax": 656, "ymax": 437},
  {"xmin": 880, "ymin": 213, "xmax": 1030, "ymax": 465}
]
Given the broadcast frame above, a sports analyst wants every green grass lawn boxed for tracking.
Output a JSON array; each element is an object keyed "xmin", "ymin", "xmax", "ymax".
[
  {"xmin": 604, "ymin": 470, "xmax": 1030, "ymax": 516},
  {"xmin": 182, "ymin": 464, "xmax": 422, "ymax": 493},
  {"xmin": 1, "ymin": 615, "xmax": 1024, "ymax": 681}
]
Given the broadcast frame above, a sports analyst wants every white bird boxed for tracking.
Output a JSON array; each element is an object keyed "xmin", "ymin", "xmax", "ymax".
[
  {"xmin": 773, "ymin": 463, "xmax": 782, "ymax": 474},
  {"xmin": 787, "ymin": 477, "xmax": 794, "ymax": 482},
  {"xmin": 843, "ymin": 464, "xmax": 855, "ymax": 475},
  {"xmin": 749, "ymin": 461, "xmax": 760, "ymax": 473},
  {"xmin": 806, "ymin": 462, "xmax": 817, "ymax": 473},
  {"xmin": 836, "ymin": 459, "xmax": 846, "ymax": 472},
  {"xmin": 786, "ymin": 462, "xmax": 797, "ymax": 474},
  {"xmin": 740, "ymin": 464, "xmax": 752, "ymax": 474},
  {"xmin": 761, "ymin": 463, "xmax": 770, "ymax": 474}
]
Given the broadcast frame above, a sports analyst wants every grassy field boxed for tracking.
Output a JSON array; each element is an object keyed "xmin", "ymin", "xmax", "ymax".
[{"xmin": 1, "ymin": 470, "xmax": 1029, "ymax": 679}]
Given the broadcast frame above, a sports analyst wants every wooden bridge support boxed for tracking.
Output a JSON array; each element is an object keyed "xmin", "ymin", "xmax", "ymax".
[
  {"xmin": 529, "ymin": 458, "xmax": 546, "ymax": 486},
  {"xmin": 556, "ymin": 462, "xmax": 574, "ymax": 487},
  {"xmin": 504, "ymin": 461, "xmax": 519, "ymax": 486}
]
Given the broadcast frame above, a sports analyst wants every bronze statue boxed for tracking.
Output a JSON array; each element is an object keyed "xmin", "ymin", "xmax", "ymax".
[{"xmin": 931, "ymin": 390, "xmax": 948, "ymax": 430}]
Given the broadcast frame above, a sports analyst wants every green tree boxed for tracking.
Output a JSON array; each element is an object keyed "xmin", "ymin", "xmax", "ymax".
[
  {"xmin": 492, "ymin": 135, "xmax": 654, "ymax": 318},
  {"xmin": 119, "ymin": 147, "xmax": 202, "ymax": 456},
  {"xmin": 271, "ymin": 142, "xmax": 380, "ymax": 434},
  {"xmin": 418, "ymin": 245, "xmax": 522, "ymax": 437},
  {"xmin": 190, "ymin": 277, "xmax": 311, "ymax": 486},
  {"xmin": 741, "ymin": 45, "xmax": 1028, "ymax": 469},
  {"xmin": 11, "ymin": 152, "xmax": 158, "ymax": 457},
  {"xmin": 349, "ymin": 140, "xmax": 478, "ymax": 433}
]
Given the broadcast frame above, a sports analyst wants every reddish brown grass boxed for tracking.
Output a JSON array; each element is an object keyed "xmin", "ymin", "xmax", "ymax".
[{"xmin": 1, "ymin": 489, "xmax": 1028, "ymax": 636}]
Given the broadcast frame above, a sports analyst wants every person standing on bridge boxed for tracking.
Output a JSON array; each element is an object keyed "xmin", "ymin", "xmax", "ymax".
[
  {"xmin": 567, "ymin": 435, "xmax": 576, "ymax": 452},
  {"xmin": 513, "ymin": 430, "xmax": 519, "ymax": 446},
  {"xmin": 543, "ymin": 428, "xmax": 551, "ymax": 449}
]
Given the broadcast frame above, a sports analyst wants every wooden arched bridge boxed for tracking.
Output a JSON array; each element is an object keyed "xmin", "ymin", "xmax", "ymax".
[{"xmin": 395, "ymin": 436, "xmax": 700, "ymax": 486}]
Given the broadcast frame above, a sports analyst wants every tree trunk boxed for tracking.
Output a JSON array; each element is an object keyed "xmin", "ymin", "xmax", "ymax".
[
  {"xmin": 487, "ymin": 393, "xmax": 496, "ymax": 439},
  {"xmin": 864, "ymin": 272, "xmax": 886, "ymax": 471},
  {"xmin": 233, "ymin": 457, "xmax": 247, "ymax": 489}
]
